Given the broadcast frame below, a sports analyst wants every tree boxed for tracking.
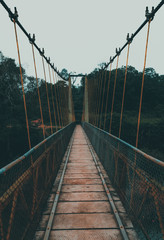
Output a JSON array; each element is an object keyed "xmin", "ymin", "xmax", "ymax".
[
  {"xmin": 60, "ymin": 68, "xmax": 69, "ymax": 80},
  {"xmin": 0, "ymin": 52, "xmax": 27, "ymax": 125}
]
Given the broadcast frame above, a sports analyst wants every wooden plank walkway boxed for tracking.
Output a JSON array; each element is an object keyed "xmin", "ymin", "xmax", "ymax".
[{"xmin": 35, "ymin": 125, "xmax": 138, "ymax": 240}]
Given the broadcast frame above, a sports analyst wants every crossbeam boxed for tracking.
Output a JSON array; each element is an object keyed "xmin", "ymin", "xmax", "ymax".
[{"xmin": 70, "ymin": 74, "xmax": 85, "ymax": 77}]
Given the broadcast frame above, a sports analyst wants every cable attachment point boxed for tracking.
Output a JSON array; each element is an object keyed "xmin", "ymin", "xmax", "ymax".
[
  {"xmin": 29, "ymin": 33, "xmax": 35, "ymax": 44},
  {"xmin": 151, "ymin": 7, "xmax": 155, "ymax": 20},
  {"xmin": 110, "ymin": 56, "xmax": 113, "ymax": 64},
  {"xmin": 40, "ymin": 48, "xmax": 44, "ymax": 56},
  {"xmin": 116, "ymin": 48, "xmax": 121, "ymax": 56},
  {"xmin": 33, "ymin": 34, "xmax": 36, "ymax": 42},
  {"xmin": 14, "ymin": 7, "xmax": 18, "ymax": 19},
  {"xmin": 145, "ymin": 6, "xmax": 155, "ymax": 21},
  {"xmin": 127, "ymin": 33, "xmax": 133, "ymax": 44},
  {"xmin": 46, "ymin": 57, "xmax": 51, "ymax": 64},
  {"xmin": 9, "ymin": 7, "xmax": 18, "ymax": 22}
]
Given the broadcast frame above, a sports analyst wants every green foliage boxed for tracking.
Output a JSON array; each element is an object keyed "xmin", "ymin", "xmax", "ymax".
[
  {"xmin": 0, "ymin": 52, "xmax": 69, "ymax": 168},
  {"xmin": 0, "ymin": 50, "xmax": 164, "ymax": 167},
  {"xmin": 60, "ymin": 68, "xmax": 69, "ymax": 80},
  {"xmin": 87, "ymin": 65, "xmax": 164, "ymax": 161}
]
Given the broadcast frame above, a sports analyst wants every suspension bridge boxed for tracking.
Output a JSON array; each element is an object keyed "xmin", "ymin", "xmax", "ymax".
[{"xmin": 0, "ymin": 0, "xmax": 164, "ymax": 239}]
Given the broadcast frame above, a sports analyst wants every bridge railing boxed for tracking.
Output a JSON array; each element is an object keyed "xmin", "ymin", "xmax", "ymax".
[
  {"xmin": 0, "ymin": 122, "xmax": 75, "ymax": 240},
  {"xmin": 82, "ymin": 122, "xmax": 164, "ymax": 240}
]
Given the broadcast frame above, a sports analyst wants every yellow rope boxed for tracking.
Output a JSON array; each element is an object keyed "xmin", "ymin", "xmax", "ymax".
[
  {"xmin": 52, "ymin": 69, "xmax": 61, "ymax": 130},
  {"xmin": 41, "ymin": 57, "xmax": 53, "ymax": 135},
  {"xmin": 103, "ymin": 63, "xmax": 112, "ymax": 130},
  {"xmin": 31, "ymin": 44, "xmax": 45, "ymax": 139},
  {"xmin": 109, "ymin": 55, "xmax": 119, "ymax": 133},
  {"xmin": 13, "ymin": 21, "xmax": 31, "ymax": 151},
  {"xmin": 136, "ymin": 20, "xmax": 151, "ymax": 148},
  {"xmin": 48, "ymin": 64, "xmax": 57, "ymax": 132},
  {"xmin": 119, "ymin": 43, "xmax": 130, "ymax": 138}
]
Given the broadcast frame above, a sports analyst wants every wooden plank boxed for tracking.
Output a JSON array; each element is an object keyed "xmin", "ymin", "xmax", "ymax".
[
  {"xmin": 56, "ymin": 201, "xmax": 111, "ymax": 213},
  {"xmin": 52, "ymin": 213, "xmax": 118, "ymax": 229},
  {"xmin": 35, "ymin": 125, "xmax": 138, "ymax": 240},
  {"xmin": 59, "ymin": 192, "xmax": 108, "ymax": 201}
]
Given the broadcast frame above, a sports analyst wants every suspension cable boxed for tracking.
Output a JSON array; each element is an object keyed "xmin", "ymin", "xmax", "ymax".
[
  {"xmin": 59, "ymin": 80, "xmax": 65, "ymax": 126},
  {"xmin": 31, "ymin": 43, "xmax": 45, "ymax": 139},
  {"xmin": 64, "ymin": 79, "xmax": 69, "ymax": 123},
  {"xmin": 82, "ymin": 86, "xmax": 85, "ymax": 122},
  {"xmin": 97, "ymin": 70, "xmax": 104, "ymax": 127},
  {"xmin": 109, "ymin": 54, "xmax": 119, "ymax": 133},
  {"xmin": 52, "ymin": 69, "xmax": 61, "ymax": 130},
  {"xmin": 55, "ymin": 73, "xmax": 63, "ymax": 128},
  {"xmin": 103, "ymin": 62, "xmax": 112, "ymax": 130},
  {"xmin": 13, "ymin": 20, "xmax": 31, "ymax": 151},
  {"xmin": 87, "ymin": 76, "xmax": 91, "ymax": 124},
  {"xmin": 95, "ymin": 71, "xmax": 101, "ymax": 126},
  {"xmin": 114, "ymin": 44, "xmax": 130, "ymax": 185},
  {"xmin": 98, "ymin": 70, "xmax": 105, "ymax": 128},
  {"xmin": 93, "ymin": 74, "xmax": 98, "ymax": 125},
  {"xmin": 67, "ymin": 82, "xmax": 71, "ymax": 124},
  {"xmin": 41, "ymin": 56, "xmax": 53, "ymax": 135},
  {"xmin": 61, "ymin": 79, "xmax": 68, "ymax": 125},
  {"xmin": 130, "ymin": 19, "xmax": 151, "ymax": 209},
  {"xmin": 136, "ymin": 20, "xmax": 151, "ymax": 148},
  {"xmin": 99, "ymin": 69, "xmax": 107, "ymax": 128},
  {"xmin": 71, "ymin": 87, "xmax": 75, "ymax": 123},
  {"xmin": 48, "ymin": 64, "xmax": 58, "ymax": 132},
  {"xmin": 118, "ymin": 43, "xmax": 130, "ymax": 139},
  {"xmin": 1, "ymin": 0, "xmax": 164, "ymax": 82},
  {"xmin": 0, "ymin": 1, "xmax": 67, "ymax": 81}
]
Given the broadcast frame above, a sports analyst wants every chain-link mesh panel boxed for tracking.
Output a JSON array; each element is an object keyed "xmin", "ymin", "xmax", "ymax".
[
  {"xmin": 82, "ymin": 122, "xmax": 164, "ymax": 240},
  {"xmin": 0, "ymin": 122, "xmax": 75, "ymax": 240}
]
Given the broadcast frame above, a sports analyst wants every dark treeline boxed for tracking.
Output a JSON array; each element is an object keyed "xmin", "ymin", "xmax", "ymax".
[
  {"xmin": 85, "ymin": 66, "xmax": 164, "ymax": 161},
  {"xmin": 0, "ymin": 52, "xmax": 69, "ymax": 168},
  {"xmin": 0, "ymin": 50, "xmax": 164, "ymax": 168}
]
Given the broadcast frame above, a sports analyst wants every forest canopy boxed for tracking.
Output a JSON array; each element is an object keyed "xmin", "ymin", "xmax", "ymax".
[{"xmin": 0, "ymin": 51, "xmax": 164, "ymax": 168}]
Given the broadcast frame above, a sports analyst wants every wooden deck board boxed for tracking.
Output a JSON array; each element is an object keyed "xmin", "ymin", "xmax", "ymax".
[{"xmin": 34, "ymin": 125, "xmax": 138, "ymax": 240}]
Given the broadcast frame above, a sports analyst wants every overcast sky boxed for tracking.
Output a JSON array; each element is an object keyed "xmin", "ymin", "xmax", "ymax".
[{"xmin": 0, "ymin": 0, "xmax": 164, "ymax": 81}]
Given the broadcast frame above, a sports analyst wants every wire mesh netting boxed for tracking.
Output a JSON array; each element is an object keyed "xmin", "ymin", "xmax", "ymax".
[
  {"xmin": 0, "ymin": 122, "xmax": 75, "ymax": 240},
  {"xmin": 82, "ymin": 122, "xmax": 164, "ymax": 240}
]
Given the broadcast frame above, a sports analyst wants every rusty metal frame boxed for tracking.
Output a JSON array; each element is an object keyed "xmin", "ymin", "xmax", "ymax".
[
  {"xmin": 82, "ymin": 122, "xmax": 164, "ymax": 240},
  {"xmin": 82, "ymin": 128, "xmax": 130, "ymax": 240},
  {"xmin": 0, "ymin": 123, "xmax": 75, "ymax": 240}
]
